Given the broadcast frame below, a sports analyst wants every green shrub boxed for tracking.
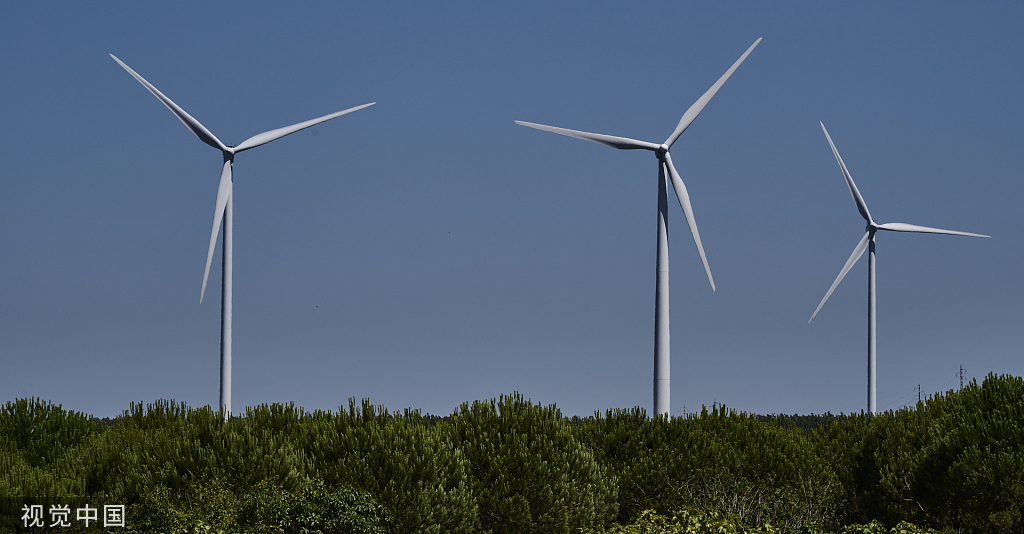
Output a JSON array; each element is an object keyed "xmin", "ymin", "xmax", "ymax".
[
  {"xmin": 299, "ymin": 399, "xmax": 480, "ymax": 534},
  {"xmin": 814, "ymin": 374, "xmax": 1024, "ymax": 533},
  {"xmin": 65, "ymin": 400, "xmax": 307, "ymax": 502},
  {"xmin": 836, "ymin": 520, "xmax": 941, "ymax": 534},
  {"xmin": 579, "ymin": 405, "xmax": 840, "ymax": 532},
  {"xmin": 599, "ymin": 508, "xmax": 779, "ymax": 534},
  {"xmin": 448, "ymin": 393, "xmax": 618, "ymax": 534},
  {"xmin": 126, "ymin": 477, "xmax": 389, "ymax": 534},
  {"xmin": 3, "ymin": 375, "xmax": 1024, "ymax": 534},
  {"xmin": 0, "ymin": 398, "xmax": 101, "ymax": 467}
]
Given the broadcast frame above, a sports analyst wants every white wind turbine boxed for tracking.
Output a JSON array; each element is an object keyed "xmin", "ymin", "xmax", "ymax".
[
  {"xmin": 515, "ymin": 38, "xmax": 761, "ymax": 417},
  {"xmin": 111, "ymin": 54, "xmax": 374, "ymax": 416},
  {"xmin": 809, "ymin": 122, "xmax": 988, "ymax": 414}
]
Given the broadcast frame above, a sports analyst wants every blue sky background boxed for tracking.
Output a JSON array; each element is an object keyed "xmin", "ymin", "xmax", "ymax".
[{"xmin": 1, "ymin": 2, "xmax": 1021, "ymax": 418}]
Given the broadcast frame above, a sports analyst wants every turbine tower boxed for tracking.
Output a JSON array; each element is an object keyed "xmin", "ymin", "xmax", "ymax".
[
  {"xmin": 809, "ymin": 122, "xmax": 988, "ymax": 414},
  {"xmin": 515, "ymin": 39, "xmax": 761, "ymax": 417},
  {"xmin": 111, "ymin": 54, "xmax": 374, "ymax": 416}
]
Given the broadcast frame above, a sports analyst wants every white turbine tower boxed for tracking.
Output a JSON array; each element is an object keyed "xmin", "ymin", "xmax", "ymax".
[
  {"xmin": 515, "ymin": 38, "xmax": 761, "ymax": 418},
  {"xmin": 111, "ymin": 54, "xmax": 374, "ymax": 416},
  {"xmin": 809, "ymin": 122, "xmax": 988, "ymax": 414}
]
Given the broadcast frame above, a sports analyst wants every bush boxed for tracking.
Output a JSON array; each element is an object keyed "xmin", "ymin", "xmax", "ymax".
[
  {"xmin": 0, "ymin": 398, "xmax": 101, "ymax": 467},
  {"xmin": 579, "ymin": 405, "xmax": 841, "ymax": 531},
  {"xmin": 299, "ymin": 399, "xmax": 480, "ymax": 534},
  {"xmin": 448, "ymin": 393, "xmax": 618, "ymax": 534},
  {"xmin": 127, "ymin": 477, "xmax": 389, "ymax": 534},
  {"xmin": 65, "ymin": 400, "xmax": 307, "ymax": 502},
  {"xmin": 599, "ymin": 508, "xmax": 779, "ymax": 534},
  {"xmin": 3, "ymin": 375, "xmax": 1024, "ymax": 534},
  {"xmin": 812, "ymin": 374, "xmax": 1024, "ymax": 533}
]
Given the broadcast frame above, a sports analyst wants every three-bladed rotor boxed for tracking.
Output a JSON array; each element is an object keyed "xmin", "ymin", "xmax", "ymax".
[
  {"xmin": 515, "ymin": 38, "xmax": 762, "ymax": 290},
  {"xmin": 110, "ymin": 54, "xmax": 375, "ymax": 302},
  {"xmin": 809, "ymin": 122, "xmax": 989, "ymax": 323}
]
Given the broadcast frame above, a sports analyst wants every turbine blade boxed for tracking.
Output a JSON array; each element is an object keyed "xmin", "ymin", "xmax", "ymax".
[
  {"xmin": 234, "ymin": 102, "xmax": 376, "ymax": 153},
  {"xmin": 664, "ymin": 153, "xmax": 715, "ymax": 291},
  {"xmin": 820, "ymin": 122, "xmax": 873, "ymax": 223},
  {"xmin": 514, "ymin": 121, "xmax": 660, "ymax": 150},
  {"xmin": 876, "ymin": 222, "xmax": 989, "ymax": 238},
  {"xmin": 110, "ymin": 54, "xmax": 226, "ymax": 152},
  {"xmin": 809, "ymin": 231, "xmax": 871, "ymax": 323},
  {"xmin": 201, "ymin": 160, "xmax": 232, "ymax": 303},
  {"xmin": 665, "ymin": 38, "xmax": 762, "ymax": 148}
]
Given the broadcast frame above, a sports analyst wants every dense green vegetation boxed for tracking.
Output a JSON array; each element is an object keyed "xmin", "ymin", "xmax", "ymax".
[{"xmin": 2, "ymin": 373, "xmax": 1022, "ymax": 533}]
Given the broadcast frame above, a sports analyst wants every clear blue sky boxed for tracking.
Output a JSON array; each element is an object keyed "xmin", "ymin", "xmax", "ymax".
[{"xmin": 1, "ymin": 2, "xmax": 1021, "ymax": 418}]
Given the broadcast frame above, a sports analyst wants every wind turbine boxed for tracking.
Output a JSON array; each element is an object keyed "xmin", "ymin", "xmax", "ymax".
[
  {"xmin": 111, "ymin": 54, "xmax": 374, "ymax": 416},
  {"xmin": 515, "ymin": 38, "xmax": 761, "ymax": 417},
  {"xmin": 809, "ymin": 122, "xmax": 988, "ymax": 414}
]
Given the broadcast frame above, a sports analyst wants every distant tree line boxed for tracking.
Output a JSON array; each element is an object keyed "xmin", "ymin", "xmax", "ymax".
[{"xmin": 2, "ymin": 373, "xmax": 1022, "ymax": 533}]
